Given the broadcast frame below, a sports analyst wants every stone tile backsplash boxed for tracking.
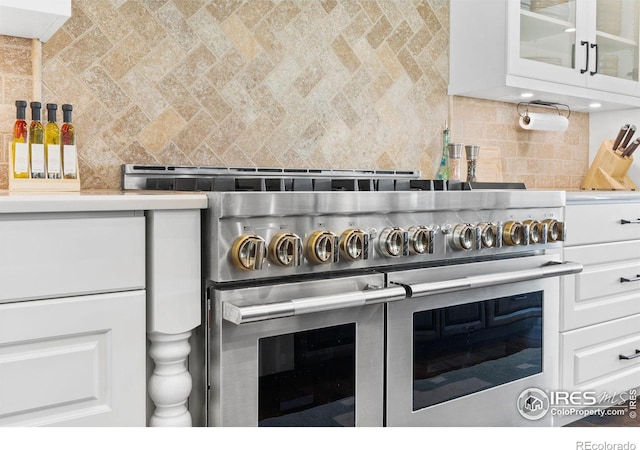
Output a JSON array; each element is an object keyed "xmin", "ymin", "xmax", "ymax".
[{"xmin": 0, "ymin": 0, "xmax": 587, "ymax": 190}]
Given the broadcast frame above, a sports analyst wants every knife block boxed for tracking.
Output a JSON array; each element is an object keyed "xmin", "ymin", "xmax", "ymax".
[{"xmin": 581, "ymin": 140, "xmax": 637, "ymax": 190}]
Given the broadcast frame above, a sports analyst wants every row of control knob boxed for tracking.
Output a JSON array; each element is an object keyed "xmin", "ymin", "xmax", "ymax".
[
  {"xmin": 231, "ymin": 226, "xmax": 436, "ymax": 271},
  {"xmin": 230, "ymin": 219, "xmax": 564, "ymax": 271},
  {"xmin": 447, "ymin": 219, "xmax": 563, "ymax": 251}
]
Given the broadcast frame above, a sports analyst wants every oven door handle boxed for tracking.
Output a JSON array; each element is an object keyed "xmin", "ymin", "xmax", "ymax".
[
  {"xmin": 398, "ymin": 261, "xmax": 583, "ymax": 298},
  {"xmin": 222, "ymin": 285, "xmax": 407, "ymax": 325}
]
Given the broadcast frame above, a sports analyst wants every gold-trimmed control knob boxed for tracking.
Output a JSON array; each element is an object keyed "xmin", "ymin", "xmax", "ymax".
[
  {"xmin": 306, "ymin": 231, "xmax": 339, "ymax": 264},
  {"xmin": 269, "ymin": 232, "xmax": 302, "ymax": 267},
  {"xmin": 542, "ymin": 218, "xmax": 564, "ymax": 242},
  {"xmin": 379, "ymin": 227, "xmax": 409, "ymax": 257},
  {"xmin": 408, "ymin": 226, "xmax": 435, "ymax": 254},
  {"xmin": 524, "ymin": 220, "xmax": 547, "ymax": 245},
  {"xmin": 478, "ymin": 223, "xmax": 498, "ymax": 248},
  {"xmin": 503, "ymin": 221, "xmax": 528, "ymax": 246},
  {"xmin": 230, "ymin": 234, "xmax": 266, "ymax": 271},
  {"xmin": 339, "ymin": 228, "xmax": 369, "ymax": 261}
]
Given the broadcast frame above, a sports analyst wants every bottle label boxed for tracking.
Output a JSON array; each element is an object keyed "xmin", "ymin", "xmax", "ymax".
[
  {"xmin": 14, "ymin": 142, "xmax": 29, "ymax": 173},
  {"xmin": 63, "ymin": 145, "xmax": 77, "ymax": 178},
  {"xmin": 47, "ymin": 144, "xmax": 61, "ymax": 177},
  {"xmin": 31, "ymin": 144, "xmax": 45, "ymax": 177}
]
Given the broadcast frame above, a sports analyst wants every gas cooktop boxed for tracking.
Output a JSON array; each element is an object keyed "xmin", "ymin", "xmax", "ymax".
[{"xmin": 121, "ymin": 165, "xmax": 525, "ymax": 192}]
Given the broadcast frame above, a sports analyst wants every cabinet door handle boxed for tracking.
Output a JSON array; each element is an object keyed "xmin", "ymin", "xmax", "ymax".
[
  {"xmin": 580, "ymin": 41, "xmax": 589, "ymax": 74},
  {"xmin": 619, "ymin": 349, "xmax": 640, "ymax": 360},
  {"xmin": 620, "ymin": 218, "xmax": 640, "ymax": 224},
  {"xmin": 620, "ymin": 274, "xmax": 640, "ymax": 283},
  {"xmin": 590, "ymin": 43, "xmax": 598, "ymax": 76}
]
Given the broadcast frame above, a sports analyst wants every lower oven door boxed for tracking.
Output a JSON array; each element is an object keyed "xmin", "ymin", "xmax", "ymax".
[
  {"xmin": 208, "ymin": 273, "xmax": 405, "ymax": 427},
  {"xmin": 385, "ymin": 254, "xmax": 581, "ymax": 427}
]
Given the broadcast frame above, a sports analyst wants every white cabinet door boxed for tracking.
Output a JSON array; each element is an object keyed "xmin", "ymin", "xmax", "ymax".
[
  {"xmin": 508, "ymin": 0, "xmax": 587, "ymax": 87},
  {"xmin": 0, "ymin": 291, "xmax": 146, "ymax": 426}
]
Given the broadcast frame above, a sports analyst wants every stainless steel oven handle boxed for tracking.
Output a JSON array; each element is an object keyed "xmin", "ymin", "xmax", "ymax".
[
  {"xmin": 400, "ymin": 261, "xmax": 583, "ymax": 298},
  {"xmin": 222, "ymin": 285, "xmax": 407, "ymax": 325}
]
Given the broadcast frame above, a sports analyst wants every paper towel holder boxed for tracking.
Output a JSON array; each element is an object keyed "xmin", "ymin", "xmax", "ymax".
[{"xmin": 517, "ymin": 100, "xmax": 571, "ymax": 131}]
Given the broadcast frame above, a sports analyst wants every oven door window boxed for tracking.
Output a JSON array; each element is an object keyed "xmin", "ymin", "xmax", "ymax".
[
  {"xmin": 413, "ymin": 291, "xmax": 543, "ymax": 411},
  {"xmin": 258, "ymin": 323, "xmax": 356, "ymax": 426}
]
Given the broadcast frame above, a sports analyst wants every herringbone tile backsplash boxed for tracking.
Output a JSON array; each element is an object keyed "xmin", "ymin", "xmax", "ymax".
[
  {"xmin": 0, "ymin": 0, "xmax": 588, "ymax": 190},
  {"xmin": 40, "ymin": 0, "xmax": 452, "ymax": 188}
]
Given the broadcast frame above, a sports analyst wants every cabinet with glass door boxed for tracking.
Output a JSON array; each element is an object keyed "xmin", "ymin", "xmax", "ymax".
[
  {"xmin": 449, "ymin": 0, "xmax": 640, "ymax": 111},
  {"xmin": 513, "ymin": 0, "xmax": 640, "ymax": 96}
]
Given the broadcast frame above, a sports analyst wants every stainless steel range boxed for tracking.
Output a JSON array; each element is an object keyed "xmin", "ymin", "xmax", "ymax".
[{"xmin": 122, "ymin": 165, "xmax": 582, "ymax": 427}]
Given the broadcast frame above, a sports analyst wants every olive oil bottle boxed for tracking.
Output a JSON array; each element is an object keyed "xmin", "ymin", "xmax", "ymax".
[
  {"xmin": 29, "ymin": 102, "xmax": 46, "ymax": 179},
  {"xmin": 45, "ymin": 103, "xmax": 61, "ymax": 179},
  {"xmin": 12, "ymin": 100, "xmax": 29, "ymax": 179},
  {"xmin": 61, "ymin": 104, "xmax": 77, "ymax": 179}
]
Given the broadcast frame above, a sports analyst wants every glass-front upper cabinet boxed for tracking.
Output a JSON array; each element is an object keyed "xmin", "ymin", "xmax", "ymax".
[
  {"xmin": 511, "ymin": 0, "xmax": 640, "ymax": 96},
  {"xmin": 591, "ymin": 0, "xmax": 639, "ymax": 84}
]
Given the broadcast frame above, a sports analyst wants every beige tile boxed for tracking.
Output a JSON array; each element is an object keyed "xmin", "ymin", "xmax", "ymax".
[
  {"xmin": 156, "ymin": 1, "xmax": 199, "ymax": 52},
  {"xmin": 387, "ymin": 21, "xmax": 414, "ymax": 54},
  {"xmin": 102, "ymin": 32, "xmax": 150, "ymax": 80},
  {"xmin": 220, "ymin": 14, "xmax": 260, "ymax": 61},
  {"xmin": 80, "ymin": 66, "xmax": 131, "ymax": 110},
  {"xmin": 366, "ymin": 15, "xmax": 392, "ymax": 49},
  {"xmin": 237, "ymin": 0, "xmax": 275, "ymax": 29},
  {"xmin": 172, "ymin": 110, "xmax": 216, "ymax": 154},
  {"xmin": 80, "ymin": 0, "xmax": 132, "ymax": 44},
  {"xmin": 59, "ymin": 26, "xmax": 114, "ymax": 74},
  {"xmin": 206, "ymin": 0, "xmax": 243, "ymax": 22},
  {"xmin": 137, "ymin": 107, "xmax": 186, "ymax": 153},
  {"xmin": 319, "ymin": 0, "xmax": 338, "ymax": 14},
  {"xmin": 118, "ymin": 0, "xmax": 168, "ymax": 47},
  {"xmin": 358, "ymin": 0, "xmax": 383, "ymax": 22},
  {"xmin": 332, "ymin": 35, "xmax": 361, "ymax": 73},
  {"xmin": 0, "ymin": 47, "xmax": 31, "ymax": 76}
]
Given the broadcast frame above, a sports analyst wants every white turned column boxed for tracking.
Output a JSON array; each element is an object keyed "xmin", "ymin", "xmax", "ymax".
[{"xmin": 148, "ymin": 331, "xmax": 193, "ymax": 427}]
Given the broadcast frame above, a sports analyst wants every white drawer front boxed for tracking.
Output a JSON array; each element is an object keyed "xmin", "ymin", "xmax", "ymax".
[
  {"xmin": 561, "ymin": 313, "xmax": 640, "ymax": 394},
  {"xmin": 562, "ymin": 243, "xmax": 640, "ymax": 330},
  {"xmin": 565, "ymin": 203, "xmax": 640, "ymax": 246},
  {"xmin": 0, "ymin": 215, "xmax": 144, "ymax": 302},
  {"xmin": 0, "ymin": 291, "xmax": 146, "ymax": 426}
]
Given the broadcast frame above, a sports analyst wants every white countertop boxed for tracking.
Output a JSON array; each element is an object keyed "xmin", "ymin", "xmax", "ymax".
[
  {"xmin": 0, "ymin": 190, "xmax": 208, "ymax": 213},
  {"xmin": 566, "ymin": 190, "xmax": 640, "ymax": 204}
]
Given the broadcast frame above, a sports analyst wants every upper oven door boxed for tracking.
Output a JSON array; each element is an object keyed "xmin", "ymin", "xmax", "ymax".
[
  {"xmin": 209, "ymin": 273, "xmax": 404, "ymax": 427},
  {"xmin": 385, "ymin": 254, "xmax": 581, "ymax": 427}
]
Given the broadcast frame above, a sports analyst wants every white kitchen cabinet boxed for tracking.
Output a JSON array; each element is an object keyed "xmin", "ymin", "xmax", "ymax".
[
  {"xmin": 558, "ymin": 196, "xmax": 640, "ymax": 425},
  {"xmin": 0, "ymin": 210, "xmax": 146, "ymax": 426},
  {"xmin": 0, "ymin": 291, "xmax": 146, "ymax": 426},
  {"xmin": 0, "ymin": 0, "xmax": 71, "ymax": 42},
  {"xmin": 450, "ymin": 0, "xmax": 640, "ymax": 112}
]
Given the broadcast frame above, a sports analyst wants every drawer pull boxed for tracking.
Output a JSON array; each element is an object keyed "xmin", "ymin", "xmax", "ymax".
[
  {"xmin": 620, "ymin": 274, "xmax": 640, "ymax": 283},
  {"xmin": 620, "ymin": 218, "xmax": 640, "ymax": 224},
  {"xmin": 619, "ymin": 349, "xmax": 640, "ymax": 360}
]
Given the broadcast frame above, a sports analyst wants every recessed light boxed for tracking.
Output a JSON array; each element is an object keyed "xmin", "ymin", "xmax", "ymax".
[
  {"xmin": 589, "ymin": 102, "xmax": 602, "ymax": 108},
  {"xmin": 521, "ymin": 92, "xmax": 534, "ymax": 98},
  {"xmin": 565, "ymin": 27, "xmax": 576, "ymax": 33}
]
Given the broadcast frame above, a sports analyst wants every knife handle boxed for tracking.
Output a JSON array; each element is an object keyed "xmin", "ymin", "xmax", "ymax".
[
  {"xmin": 613, "ymin": 124, "xmax": 629, "ymax": 151},
  {"xmin": 620, "ymin": 219, "xmax": 640, "ymax": 224},
  {"xmin": 621, "ymin": 125, "xmax": 637, "ymax": 149},
  {"xmin": 621, "ymin": 138, "xmax": 640, "ymax": 157}
]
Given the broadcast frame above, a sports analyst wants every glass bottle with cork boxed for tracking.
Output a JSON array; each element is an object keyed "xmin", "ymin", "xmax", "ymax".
[
  {"xmin": 61, "ymin": 104, "xmax": 78, "ymax": 180},
  {"xmin": 12, "ymin": 100, "xmax": 29, "ymax": 179},
  {"xmin": 45, "ymin": 103, "xmax": 61, "ymax": 179},
  {"xmin": 29, "ymin": 102, "xmax": 46, "ymax": 179}
]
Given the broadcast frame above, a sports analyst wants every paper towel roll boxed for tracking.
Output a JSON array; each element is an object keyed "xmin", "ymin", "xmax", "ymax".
[{"xmin": 519, "ymin": 112, "xmax": 569, "ymax": 132}]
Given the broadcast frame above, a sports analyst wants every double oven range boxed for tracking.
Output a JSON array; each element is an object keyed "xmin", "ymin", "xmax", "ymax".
[{"xmin": 122, "ymin": 166, "xmax": 582, "ymax": 427}]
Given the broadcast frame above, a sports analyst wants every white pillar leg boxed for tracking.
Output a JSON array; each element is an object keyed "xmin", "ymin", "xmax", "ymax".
[{"xmin": 147, "ymin": 331, "xmax": 193, "ymax": 427}]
